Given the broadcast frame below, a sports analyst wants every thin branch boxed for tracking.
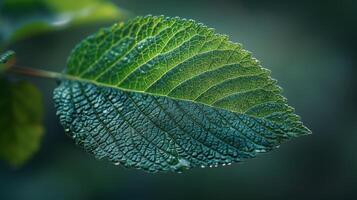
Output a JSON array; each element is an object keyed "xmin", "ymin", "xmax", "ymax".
[{"xmin": 7, "ymin": 65, "xmax": 63, "ymax": 80}]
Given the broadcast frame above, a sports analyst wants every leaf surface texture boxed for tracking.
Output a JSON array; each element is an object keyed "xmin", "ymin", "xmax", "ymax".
[{"xmin": 54, "ymin": 16, "xmax": 310, "ymax": 172}]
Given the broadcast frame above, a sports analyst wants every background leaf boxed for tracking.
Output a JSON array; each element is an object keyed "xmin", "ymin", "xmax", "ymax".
[
  {"xmin": 0, "ymin": 50, "xmax": 15, "ymax": 72},
  {"xmin": 0, "ymin": 0, "xmax": 128, "ymax": 46},
  {"xmin": 54, "ymin": 16, "xmax": 310, "ymax": 172},
  {"xmin": 0, "ymin": 78, "xmax": 44, "ymax": 167}
]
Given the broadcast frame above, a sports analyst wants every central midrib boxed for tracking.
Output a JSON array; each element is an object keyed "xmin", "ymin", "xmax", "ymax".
[{"xmin": 59, "ymin": 73, "xmax": 253, "ymax": 116}]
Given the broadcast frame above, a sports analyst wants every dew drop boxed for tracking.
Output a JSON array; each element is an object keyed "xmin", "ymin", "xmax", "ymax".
[
  {"xmin": 255, "ymin": 149, "xmax": 266, "ymax": 153},
  {"xmin": 173, "ymin": 158, "xmax": 190, "ymax": 172}
]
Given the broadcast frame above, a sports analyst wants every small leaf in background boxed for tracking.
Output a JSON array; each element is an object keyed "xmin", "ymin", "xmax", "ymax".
[
  {"xmin": 0, "ymin": 78, "xmax": 44, "ymax": 167},
  {"xmin": 0, "ymin": 0, "xmax": 128, "ymax": 46},
  {"xmin": 0, "ymin": 50, "xmax": 15, "ymax": 72},
  {"xmin": 54, "ymin": 16, "xmax": 311, "ymax": 172}
]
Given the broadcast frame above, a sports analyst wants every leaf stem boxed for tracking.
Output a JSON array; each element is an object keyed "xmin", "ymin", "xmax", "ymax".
[{"xmin": 7, "ymin": 65, "xmax": 63, "ymax": 80}]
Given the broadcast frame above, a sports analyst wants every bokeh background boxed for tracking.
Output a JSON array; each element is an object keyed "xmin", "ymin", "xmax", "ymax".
[{"xmin": 1, "ymin": 0, "xmax": 356, "ymax": 199}]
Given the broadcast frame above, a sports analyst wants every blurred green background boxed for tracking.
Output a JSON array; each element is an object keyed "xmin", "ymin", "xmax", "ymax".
[{"xmin": 1, "ymin": 0, "xmax": 356, "ymax": 199}]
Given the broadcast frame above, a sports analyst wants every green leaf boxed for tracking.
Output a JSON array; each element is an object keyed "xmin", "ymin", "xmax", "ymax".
[
  {"xmin": 0, "ymin": 50, "xmax": 15, "ymax": 72},
  {"xmin": 0, "ymin": 0, "xmax": 128, "ymax": 46},
  {"xmin": 0, "ymin": 78, "xmax": 44, "ymax": 167},
  {"xmin": 54, "ymin": 16, "xmax": 311, "ymax": 172}
]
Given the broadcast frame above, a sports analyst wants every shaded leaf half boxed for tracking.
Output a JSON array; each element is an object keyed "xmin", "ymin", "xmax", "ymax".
[
  {"xmin": 54, "ymin": 16, "xmax": 311, "ymax": 172},
  {"xmin": 0, "ymin": 78, "xmax": 44, "ymax": 167}
]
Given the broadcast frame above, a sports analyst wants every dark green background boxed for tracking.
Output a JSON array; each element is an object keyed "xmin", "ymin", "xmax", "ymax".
[{"xmin": 1, "ymin": 0, "xmax": 356, "ymax": 199}]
